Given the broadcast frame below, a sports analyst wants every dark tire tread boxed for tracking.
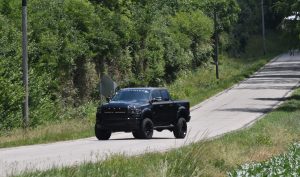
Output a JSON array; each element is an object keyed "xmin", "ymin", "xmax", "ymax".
[
  {"xmin": 95, "ymin": 125, "xmax": 112, "ymax": 140},
  {"xmin": 173, "ymin": 118, "xmax": 187, "ymax": 139},
  {"xmin": 133, "ymin": 118, "xmax": 153, "ymax": 139}
]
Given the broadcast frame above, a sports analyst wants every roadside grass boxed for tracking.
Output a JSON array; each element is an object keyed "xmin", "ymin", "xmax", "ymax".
[
  {"xmin": 0, "ymin": 53, "xmax": 274, "ymax": 148},
  {"xmin": 169, "ymin": 54, "xmax": 272, "ymax": 106},
  {"xmin": 0, "ymin": 119, "xmax": 94, "ymax": 148},
  {"xmin": 0, "ymin": 103, "xmax": 96, "ymax": 148},
  {"xmin": 229, "ymin": 143, "xmax": 300, "ymax": 176},
  {"xmin": 15, "ymin": 88, "xmax": 300, "ymax": 177}
]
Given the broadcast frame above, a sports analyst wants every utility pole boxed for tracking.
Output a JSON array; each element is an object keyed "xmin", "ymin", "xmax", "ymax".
[
  {"xmin": 261, "ymin": 0, "xmax": 266, "ymax": 55},
  {"xmin": 22, "ymin": 0, "xmax": 29, "ymax": 128},
  {"xmin": 214, "ymin": 10, "xmax": 219, "ymax": 79}
]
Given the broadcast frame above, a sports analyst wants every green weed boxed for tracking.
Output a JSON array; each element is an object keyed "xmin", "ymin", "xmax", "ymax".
[{"xmin": 228, "ymin": 143, "xmax": 300, "ymax": 177}]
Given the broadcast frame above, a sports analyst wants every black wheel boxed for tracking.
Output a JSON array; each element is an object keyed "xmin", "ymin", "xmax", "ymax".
[
  {"xmin": 135, "ymin": 118, "xmax": 154, "ymax": 139},
  {"xmin": 173, "ymin": 118, "xmax": 187, "ymax": 139},
  {"xmin": 95, "ymin": 125, "xmax": 112, "ymax": 140},
  {"xmin": 132, "ymin": 131, "xmax": 141, "ymax": 139}
]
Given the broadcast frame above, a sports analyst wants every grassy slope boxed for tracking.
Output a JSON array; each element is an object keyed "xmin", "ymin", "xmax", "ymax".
[{"xmin": 16, "ymin": 88, "xmax": 300, "ymax": 177}]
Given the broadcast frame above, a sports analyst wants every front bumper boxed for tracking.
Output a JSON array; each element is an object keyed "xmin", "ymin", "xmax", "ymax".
[{"xmin": 96, "ymin": 116, "xmax": 142, "ymax": 132}]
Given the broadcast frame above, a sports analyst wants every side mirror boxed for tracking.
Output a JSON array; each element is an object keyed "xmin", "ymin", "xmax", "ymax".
[
  {"xmin": 106, "ymin": 97, "xmax": 111, "ymax": 102},
  {"xmin": 151, "ymin": 97, "xmax": 162, "ymax": 103}
]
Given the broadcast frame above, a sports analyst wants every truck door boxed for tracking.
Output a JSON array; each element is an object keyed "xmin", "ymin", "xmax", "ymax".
[
  {"xmin": 160, "ymin": 89, "xmax": 176, "ymax": 124},
  {"xmin": 151, "ymin": 90, "xmax": 164, "ymax": 125}
]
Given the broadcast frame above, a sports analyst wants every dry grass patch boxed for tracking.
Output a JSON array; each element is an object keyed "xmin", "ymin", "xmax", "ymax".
[{"xmin": 0, "ymin": 119, "xmax": 94, "ymax": 148}]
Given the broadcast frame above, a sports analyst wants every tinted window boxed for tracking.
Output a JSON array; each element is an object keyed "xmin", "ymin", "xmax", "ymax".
[
  {"xmin": 160, "ymin": 90, "xmax": 170, "ymax": 101},
  {"xmin": 111, "ymin": 89, "xmax": 150, "ymax": 102},
  {"xmin": 151, "ymin": 90, "xmax": 161, "ymax": 99}
]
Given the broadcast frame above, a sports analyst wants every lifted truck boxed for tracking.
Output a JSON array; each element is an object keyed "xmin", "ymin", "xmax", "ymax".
[{"xmin": 95, "ymin": 88, "xmax": 190, "ymax": 140}]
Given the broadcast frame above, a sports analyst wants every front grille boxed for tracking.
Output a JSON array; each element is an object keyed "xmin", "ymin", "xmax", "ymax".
[
  {"xmin": 102, "ymin": 107, "xmax": 128, "ymax": 120},
  {"xmin": 103, "ymin": 114, "xmax": 128, "ymax": 120}
]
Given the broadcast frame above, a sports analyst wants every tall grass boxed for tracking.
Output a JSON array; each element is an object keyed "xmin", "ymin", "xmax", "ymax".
[{"xmin": 0, "ymin": 102, "xmax": 96, "ymax": 148}]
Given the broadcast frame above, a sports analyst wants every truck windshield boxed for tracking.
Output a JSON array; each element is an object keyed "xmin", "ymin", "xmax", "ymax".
[{"xmin": 111, "ymin": 90, "xmax": 150, "ymax": 102}]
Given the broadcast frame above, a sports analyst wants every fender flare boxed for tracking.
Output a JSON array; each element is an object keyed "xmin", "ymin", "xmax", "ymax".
[
  {"xmin": 141, "ymin": 108, "xmax": 152, "ymax": 120},
  {"xmin": 177, "ymin": 106, "xmax": 189, "ymax": 121}
]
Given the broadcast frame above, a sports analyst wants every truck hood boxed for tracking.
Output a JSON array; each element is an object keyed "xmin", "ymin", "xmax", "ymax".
[{"xmin": 102, "ymin": 101, "xmax": 148, "ymax": 109}]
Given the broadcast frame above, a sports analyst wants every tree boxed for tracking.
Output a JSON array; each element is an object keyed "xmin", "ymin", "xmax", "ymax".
[
  {"xmin": 273, "ymin": 0, "xmax": 300, "ymax": 51},
  {"xmin": 0, "ymin": 14, "xmax": 23, "ymax": 130}
]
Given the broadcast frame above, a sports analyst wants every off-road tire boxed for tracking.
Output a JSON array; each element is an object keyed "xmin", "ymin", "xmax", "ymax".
[
  {"xmin": 95, "ymin": 125, "xmax": 112, "ymax": 140},
  {"xmin": 132, "ymin": 131, "xmax": 142, "ymax": 139},
  {"xmin": 135, "ymin": 118, "xmax": 154, "ymax": 139},
  {"xmin": 173, "ymin": 118, "xmax": 187, "ymax": 139}
]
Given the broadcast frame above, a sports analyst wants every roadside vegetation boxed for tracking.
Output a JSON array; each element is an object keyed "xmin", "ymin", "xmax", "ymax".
[
  {"xmin": 1, "ymin": 0, "xmax": 300, "ymax": 176},
  {"xmin": 1, "ymin": 13, "xmax": 289, "ymax": 147},
  {"xmin": 0, "ymin": 0, "xmax": 239, "ymax": 132},
  {"xmin": 229, "ymin": 143, "xmax": 300, "ymax": 176},
  {"xmin": 15, "ymin": 88, "xmax": 300, "ymax": 177},
  {"xmin": 0, "ymin": 51, "xmax": 274, "ymax": 148},
  {"xmin": 0, "ymin": 0, "xmax": 291, "ymax": 136},
  {"xmin": 0, "ymin": 0, "xmax": 294, "ymax": 154},
  {"xmin": 0, "ymin": 0, "xmax": 291, "ymax": 147},
  {"xmin": 169, "ymin": 54, "xmax": 272, "ymax": 106}
]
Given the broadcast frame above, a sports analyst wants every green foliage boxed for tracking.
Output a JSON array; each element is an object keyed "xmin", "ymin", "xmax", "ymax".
[
  {"xmin": 0, "ymin": 14, "xmax": 23, "ymax": 130},
  {"xmin": 0, "ymin": 0, "xmax": 97, "ymax": 130},
  {"xmin": 273, "ymin": 0, "xmax": 300, "ymax": 49},
  {"xmin": 0, "ymin": 0, "xmax": 245, "ymax": 131},
  {"xmin": 1, "ymin": 0, "xmax": 294, "ymax": 132},
  {"xmin": 229, "ymin": 143, "xmax": 300, "ymax": 176},
  {"xmin": 171, "ymin": 11, "xmax": 213, "ymax": 67},
  {"xmin": 228, "ymin": 0, "xmax": 300, "ymax": 55},
  {"xmin": 229, "ymin": 0, "xmax": 262, "ymax": 54}
]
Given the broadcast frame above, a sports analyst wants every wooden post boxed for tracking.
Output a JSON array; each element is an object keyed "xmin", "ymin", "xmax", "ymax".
[
  {"xmin": 261, "ymin": 0, "xmax": 266, "ymax": 55},
  {"xmin": 214, "ymin": 10, "xmax": 219, "ymax": 79},
  {"xmin": 22, "ymin": 0, "xmax": 29, "ymax": 128}
]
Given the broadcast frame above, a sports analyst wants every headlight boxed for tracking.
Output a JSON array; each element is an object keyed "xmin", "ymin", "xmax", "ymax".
[{"xmin": 128, "ymin": 105, "xmax": 142, "ymax": 115}]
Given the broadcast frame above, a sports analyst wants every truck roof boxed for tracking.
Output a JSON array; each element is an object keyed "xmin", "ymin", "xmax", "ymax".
[{"xmin": 121, "ymin": 87, "xmax": 167, "ymax": 91}]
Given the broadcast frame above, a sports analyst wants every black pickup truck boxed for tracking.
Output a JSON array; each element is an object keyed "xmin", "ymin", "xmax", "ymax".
[{"xmin": 95, "ymin": 88, "xmax": 190, "ymax": 140}]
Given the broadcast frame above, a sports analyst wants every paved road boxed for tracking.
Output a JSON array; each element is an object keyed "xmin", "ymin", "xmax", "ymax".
[{"xmin": 1, "ymin": 53, "xmax": 300, "ymax": 176}]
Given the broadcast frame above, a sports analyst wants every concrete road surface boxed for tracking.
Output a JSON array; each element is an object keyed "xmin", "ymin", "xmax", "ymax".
[{"xmin": 1, "ymin": 53, "xmax": 300, "ymax": 176}]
